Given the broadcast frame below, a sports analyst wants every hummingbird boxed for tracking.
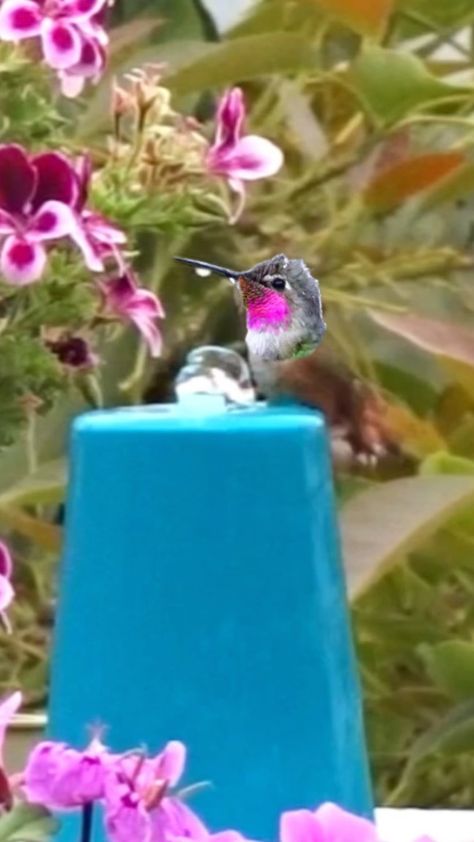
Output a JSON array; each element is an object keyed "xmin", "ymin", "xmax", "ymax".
[{"xmin": 174, "ymin": 254, "xmax": 394, "ymax": 459}]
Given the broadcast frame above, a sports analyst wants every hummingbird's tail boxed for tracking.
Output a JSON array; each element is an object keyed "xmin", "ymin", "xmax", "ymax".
[{"xmin": 174, "ymin": 256, "xmax": 242, "ymax": 281}]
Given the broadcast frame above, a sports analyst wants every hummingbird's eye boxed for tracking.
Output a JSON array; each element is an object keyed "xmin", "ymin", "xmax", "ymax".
[{"xmin": 271, "ymin": 276, "xmax": 286, "ymax": 291}]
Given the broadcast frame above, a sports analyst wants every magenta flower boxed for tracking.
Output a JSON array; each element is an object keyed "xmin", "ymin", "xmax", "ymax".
[
  {"xmin": 0, "ymin": 0, "xmax": 109, "ymax": 97},
  {"xmin": 71, "ymin": 155, "xmax": 126, "ymax": 271},
  {"xmin": 207, "ymin": 88, "xmax": 283, "ymax": 221},
  {"xmin": 280, "ymin": 804, "xmax": 379, "ymax": 842},
  {"xmin": 24, "ymin": 736, "xmax": 109, "ymax": 809},
  {"xmin": 105, "ymin": 741, "xmax": 208, "ymax": 842},
  {"xmin": 100, "ymin": 271, "xmax": 164, "ymax": 357},
  {"xmin": 0, "ymin": 542, "xmax": 14, "ymax": 632},
  {"xmin": 0, "ymin": 144, "xmax": 80, "ymax": 284},
  {"xmin": 280, "ymin": 804, "xmax": 436, "ymax": 842},
  {"xmin": 0, "ymin": 691, "xmax": 22, "ymax": 808}
]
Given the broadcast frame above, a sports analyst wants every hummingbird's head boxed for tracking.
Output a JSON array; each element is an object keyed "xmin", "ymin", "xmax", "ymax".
[{"xmin": 175, "ymin": 253, "xmax": 326, "ymax": 360}]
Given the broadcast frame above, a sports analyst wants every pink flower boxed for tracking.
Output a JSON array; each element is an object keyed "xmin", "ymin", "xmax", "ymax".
[
  {"xmin": 100, "ymin": 271, "xmax": 164, "ymax": 357},
  {"xmin": 0, "ymin": 691, "xmax": 22, "ymax": 808},
  {"xmin": 0, "ymin": 0, "xmax": 110, "ymax": 97},
  {"xmin": 280, "ymin": 804, "xmax": 435, "ymax": 842},
  {"xmin": 24, "ymin": 736, "xmax": 109, "ymax": 808},
  {"xmin": 0, "ymin": 543, "xmax": 14, "ymax": 628},
  {"xmin": 70, "ymin": 155, "xmax": 126, "ymax": 272},
  {"xmin": 207, "ymin": 88, "xmax": 283, "ymax": 221},
  {"xmin": 280, "ymin": 804, "xmax": 379, "ymax": 842},
  {"xmin": 104, "ymin": 741, "xmax": 208, "ymax": 842},
  {"xmin": 0, "ymin": 144, "xmax": 80, "ymax": 284}
]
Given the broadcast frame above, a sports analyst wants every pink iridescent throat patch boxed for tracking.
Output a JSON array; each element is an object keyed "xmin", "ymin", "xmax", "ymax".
[{"xmin": 239, "ymin": 277, "xmax": 291, "ymax": 329}]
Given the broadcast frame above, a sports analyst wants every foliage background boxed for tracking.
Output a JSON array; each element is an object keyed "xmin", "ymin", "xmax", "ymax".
[{"xmin": 4, "ymin": 0, "xmax": 474, "ymax": 810}]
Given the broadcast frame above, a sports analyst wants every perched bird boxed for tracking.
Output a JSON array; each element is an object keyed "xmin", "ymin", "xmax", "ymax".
[{"xmin": 174, "ymin": 254, "xmax": 394, "ymax": 460}]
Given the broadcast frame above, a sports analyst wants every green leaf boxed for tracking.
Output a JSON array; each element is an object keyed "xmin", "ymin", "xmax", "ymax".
[
  {"xmin": 166, "ymin": 33, "xmax": 317, "ymax": 95},
  {"xmin": 420, "ymin": 451, "xmax": 474, "ymax": 476},
  {"xmin": 352, "ymin": 45, "xmax": 469, "ymax": 125},
  {"xmin": 420, "ymin": 641, "xmax": 474, "ymax": 700},
  {"xmin": 0, "ymin": 803, "xmax": 58, "ymax": 842},
  {"xmin": 341, "ymin": 475, "xmax": 474, "ymax": 598}
]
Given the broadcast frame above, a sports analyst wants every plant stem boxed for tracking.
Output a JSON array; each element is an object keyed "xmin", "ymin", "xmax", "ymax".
[{"xmin": 80, "ymin": 803, "xmax": 94, "ymax": 842}]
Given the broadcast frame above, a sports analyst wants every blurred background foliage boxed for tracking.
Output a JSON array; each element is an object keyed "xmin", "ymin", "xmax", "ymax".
[{"xmin": 4, "ymin": 0, "xmax": 474, "ymax": 809}]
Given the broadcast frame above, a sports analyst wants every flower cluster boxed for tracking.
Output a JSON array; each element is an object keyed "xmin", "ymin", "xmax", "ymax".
[
  {"xmin": 0, "ymin": 143, "xmax": 164, "ymax": 356},
  {"xmin": 111, "ymin": 70, "xmax": 283, "ymax": 223},
  {"xmin": 0, "ymin": 688, "xmax": 434, "ymax": 842},
  {"xmin": 0, "ymin": 549, "xmax": 432, "ymax": 842},
  {"xmin": 0, "ymin": 0, "xmax": 110, "ymax": 97}
]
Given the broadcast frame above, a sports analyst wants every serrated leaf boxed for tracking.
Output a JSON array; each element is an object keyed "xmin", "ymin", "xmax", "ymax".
[
  {"xmin": 315, "ymin": 0, "xmax": 394, "ymax": 37},
  {"xmin": 352, "ymin": 45, "xmax": 469, "ymax": 126},
  {"xmin": 0, "ymin": 803, "xmax": 58, "ymax": 842},
  {"xmin": 364, "ymin": 152, "xmax": 466, "ymax": 211},
  {"xmin": 341, "ymin": 475, "xmax": 474, "ymax": 598},
  {"xmin": 165, "ymin": 33, "xmax": 317, "ymax": 95},
  {"xmin": 420, "ymin": 641, "xmax": 474, "ymax": 700}
]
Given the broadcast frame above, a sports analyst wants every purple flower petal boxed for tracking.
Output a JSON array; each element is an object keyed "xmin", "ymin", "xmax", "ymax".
[
  {"xmin": 59, "ymin": 72, "xmax": 86, "ymax": 98},
  {"xmin": 316, "ymin": 803, "xmax": 379, "ymax": 842},
  {"xmin": 0, "ymin": 235, "xmax": 46, "ymax": 285},
  {"xmin": 280, "ymin": 811, "xmax": 325, "ymax": 842},
  {"xmin": 41, "ymin": 18, "xmax": 82, "ymax": 69},
  {"xmin": 210, "ymin": 135, "xmax": 283, "ymax": 182},
  {"xmin": 105, "ymin": 781, "xmax": 152, "ymax": 842},
  {"xmin": 69, "ymin": 221, "xmax": 105, "ymax": 271},
  {"xmin": 214, "ymin": 88, "xmax": 245, "ymax": 151},
  {"xmin": 153, "ymin": 741, "xmax": 186, "ymax": 788},
  {"xmin": 150, "ymin": 797, "xmax": 208, "ymax": 842},
  {"xmin": 28, "ymin": 200, "xmax": 78, "ymax": 241},
  {"xmin": 74, "ymin": 155, "xmax": 92, "ymax": 209},
  {"xmin": 0, "ymin": 0, "xmax": 42, "ymax": 41},
  {"xmin": 61, "ymin": 0, "xmax": 108, "ymax": 21},
  {"xmin": 0, "ymin": 144, "xmax": 36, "ymax": 214},
  {"xmin": 0, "ymin": 692, "xmax": 21, "ymax": 762},
  {"xmin": 0, "ymin": 543, "xmax": 12, "ymax": 579},
  {"xmin": 0, "ymin": 210, "xmax": 15, "ymax": 234},
  {"xmin": 0, "ymin": 577, "xmax": 14, "ymax": 613},
  {"xmin": 129, "ymin": 313, "xmax": 162, "ymax": 358},
  {"xmin": 84, "ymin": 212, "xmax": 127, "ymax": 245},
  {"xmin": 32, "ymin": 152, "xmax": 79, "ymax": 208}
]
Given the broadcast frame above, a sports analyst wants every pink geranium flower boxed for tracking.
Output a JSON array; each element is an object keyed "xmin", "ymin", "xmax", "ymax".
[
  {"xmin": 207, "ymin": 88, "xmax": 283, "ymax": 221},
  {"xmin": 0, "ymin": 0, "xmax": 110, "ymax": 96},
  {"xmin": 105, "ymin": 741, "xmax": 208, "ymax": 842},
  {"xmin": 71, "ymin": 155, "xmax": 126, "ymax": 271},
  {"xmin": 0, "ymin": 543, "xmax": 14, "ymax": 629},
  {"xmin": 100, "ymin": 271, "xmax": 164, "ymax": 357},
  {"xmin": 24, "ymin": 736, "xmax": 109, "ymax": 809},
  {"xmin": 0, "ymin": 691, "xmax": 22, "ymax": 808},
  {"xmin": 0, "ymin": 144, "xmax": 80, "ymax": 284},
  {"xmin": 280, "ymin": 803, "xmax": 434, "ymax": 842}
]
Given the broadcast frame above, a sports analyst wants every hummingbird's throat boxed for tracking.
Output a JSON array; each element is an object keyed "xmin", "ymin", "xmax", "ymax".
[{"xmin": 238, "ymin": 277, "xmax": 291, "ymax": 330}]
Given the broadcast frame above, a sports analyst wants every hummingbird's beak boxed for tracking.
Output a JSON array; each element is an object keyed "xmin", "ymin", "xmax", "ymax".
[{"xmin": 174, "ymin": 256, "xmax": 243, "ymax": 282}]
